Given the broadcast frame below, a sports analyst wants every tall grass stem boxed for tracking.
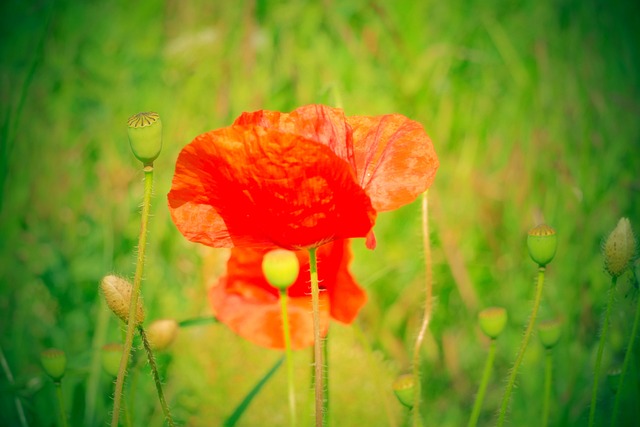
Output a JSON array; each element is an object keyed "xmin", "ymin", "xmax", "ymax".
[{"xmin": 0, "ymin": 345, "xmax": 28, "ymax": 427}]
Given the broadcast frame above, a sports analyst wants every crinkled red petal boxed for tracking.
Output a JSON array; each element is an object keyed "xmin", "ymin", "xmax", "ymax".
[{"xmin": 167, "ymin": 125, "xmax": 376, "ymax": 250}]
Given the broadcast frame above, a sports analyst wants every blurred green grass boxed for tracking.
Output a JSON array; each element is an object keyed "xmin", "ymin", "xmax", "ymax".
[{"xmin": 1, "ymin": 0, "xmax": 639, "ymax": 425}]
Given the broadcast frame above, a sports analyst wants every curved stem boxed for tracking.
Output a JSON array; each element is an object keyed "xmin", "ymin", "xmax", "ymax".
[
  {"xmin": 588, "ymin": 276, "xmax": 616, "ymax": 427},
  {"xmin": 497, "ymin": 267, "xmax": 546, "ymax": 426},
  {"xmin": 138, "ymin": 326, "xmax": 175, "ymax": 427},
  {"xmin": 308, "ymin": 247, "xmax": 324, "ymax": 427},
  {"xmin": 280, "ymin": 291, "xmax": 297, "ymax": 427},
  {"xmin": 412, "ymin": 192, "xmax": 433, "ymax": 426},
  {"xmin": 541, "ymin": 350, "xmax": 553, "ymax": 427},
  {"xmin": 55, "ymin": 381, "xmax": 69, "ymax": 427},
  {"xmin": 468, "ymin": 340, "xmax": 497, "ymax": 427},
  {"xmin": 111, "ymin": 167, "xmax": 154, "ymax": 427},
  {"xmin": 611, "ymin": 278, "xmax": 639, "ymax": 425}
]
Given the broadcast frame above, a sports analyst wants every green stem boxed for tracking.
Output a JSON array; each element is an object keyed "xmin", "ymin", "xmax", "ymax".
[
  {"xmin": 412, "ymin": 192, "xmax": 433, "ymax": 427},
  {"xmin": 138, "ymin": 326, "xmax": 175, "ymax": 427},
  {"xmin": 55, "ymin": 381, "xmax": 69, "ymax": 427},
  {"xmin": 497, "ymin": 267, "xmax": 546, "ymax": 426},
  {"xmin": 308, "ymin": 247, "xmax": 324, "ymax": 427},
  {"xmin": 468, "ymin": 340, "xmax": 497, "ymax": 427},
  {"xmin": 588, "ymin": 276, "xmax": 617, "ymax": 427},
  {"xmin": 280, "ymin": 291, "xmax": 297, "ymax": 427},
  {"xmin": 323, "ymin": 333, "xmax": 329, "ymax": 427},
  {"xmin": 111, "ymin": 167, "xmax": 155, "ymax": 427},
  {"xmin": 541, "ymin": 350, "xmax": 553, "ymax": 427},
  {"xmin": 0, "ymin": 345, "xmax": 28, "ymax": 427},
  {"xmin": 611, "ymin": 278, "xmax": 639, "ymax": 425}
]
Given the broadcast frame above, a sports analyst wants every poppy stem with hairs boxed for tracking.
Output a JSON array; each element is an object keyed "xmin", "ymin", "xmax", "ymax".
[
  {"xmin": 138, "ymin": 326, "xmax": 175, "ymax": 427},
  {"xmin": 280, "ymin": 291, "xmax": 297, "ymax": 427},
  {"xmin": 308, "ymin": 247, "xmax": 325, "ymax": 427}
]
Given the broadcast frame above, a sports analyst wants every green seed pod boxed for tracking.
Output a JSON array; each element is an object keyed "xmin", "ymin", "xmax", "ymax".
[
  {"xmin": 101, "ymin": 343, "xmax": 123, "ymax": 377},
  {"xmin": 40, "ymin": 348, "xmax": 67, "ymax": 381},
  {"xmin": 527, "ymin": 224, "xmax": 557, "ymax": 267},
  {"xmin": 392, "ymin": 373, "xmax": 415, "ymax": 408},
  {"xmin": 127, "ymin": 112, "xmax": 162, "ymax": 165},
  {"xmin": 262, "ymin": 249, "xmax": 300, "ymax": 291},
  {"xmin": 603, "ymin": 218, "xmax": 636, "ymax": 278},
  {"xmin": 100, "ymin": 275, "xmax": 145, "ymax": 325},
  {"xmin": 147, "ymin": 319, "xmax": 179, "ymax": 351},
  {"xmin": 538, "ymin": 319, "xmax": 562, "ymax": 349},
  {"xmin": 478, "ymin": 307, "xmax": 508, "ymax": 340}
]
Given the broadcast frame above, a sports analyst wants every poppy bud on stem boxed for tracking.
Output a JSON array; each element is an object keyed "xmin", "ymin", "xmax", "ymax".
[{"xmin": 41, "ymin": 349, "xmax": 69, "ymax": 427}]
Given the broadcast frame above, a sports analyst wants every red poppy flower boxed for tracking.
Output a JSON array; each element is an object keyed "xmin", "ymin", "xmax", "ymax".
[
  {"xmin": 210, "ymin": 240, "xmax": 365, "ymax": 349},
  {"xmin": 168, "ymin": 104, "xmax": 438, "ymax": 250}
]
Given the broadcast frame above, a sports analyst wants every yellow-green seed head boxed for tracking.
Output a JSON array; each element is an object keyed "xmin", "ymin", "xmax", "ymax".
[
  {"xmin": 538, "ymin": 319, "xmax": 562, "ymax": 349},
  {"xmin": 101, "ymin": 343, "xmax": 123, "ymax": 377},
  {"xmin": 127, "ymin": 112, "xmax": 162, "ymax": 165},
  {"xmin": 478, "ymin": 307, "xmax": 508, "ymax": 339},
  {"xmin": 100, "ymin": 275, "xmax": 145, "ymax": 325},
  {"xmin": 392, "ymin": 373, "xmax": 415, "ymax": 408},
  {"xmin": 262, "ymin": 249, "xmax": 300, "ymax": 291},
  {"xmin": 147, "ymin": 319, "xmax": 179, "ymax": 351},
  {"xmin": 40, "ymin": 348, "xmax": 67, "ymax": 381},
  {"xmin": 603, "ymin": 217, "xmax": 636, "ymax": 278},
  {"xmin": 527, "ymin": 224, "xmax": 557, "ymax": 267}
]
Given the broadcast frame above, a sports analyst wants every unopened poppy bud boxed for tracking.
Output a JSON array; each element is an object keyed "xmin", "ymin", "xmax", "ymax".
[
  {"xmin": 101, "ymin": 343, "xmax": 123, "ymax": 377},
  {"xmin": 538, "ymin": 319, "xmax": 562, "ymax": 349},
  {"xmin": 603, "ymin": 218, "xmax": 636, "ymax": 278},
  {"xmin": 40, "ymin": 348, "xmax": 67, "ymax": 381},
  {"xmin": 392, "ymin": 373, "xmax": 415, "ymax": 408},
  {"xmin": 100, "ymin": 275, "xmax": 145, "ymax": 325},
  {"xmin": 127, "ymin": 112, "xmax": 162, "ymax": 165},
  {"xmin": 147, "ymin": 319, "xmax": 179, "ymax": 351},
  {"xmin": 262, "ymin": 249, "xmax": 300, "ymax": 291},
  {"xmin": 478, "ymin": 307, "xmax": 508, "ymax": 339},
  {"xmin": 527, "ymin": 224, "xmax": 557, "ymax": 267}
]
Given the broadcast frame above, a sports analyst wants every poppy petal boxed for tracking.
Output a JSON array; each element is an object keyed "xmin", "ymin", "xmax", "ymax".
[
  {"xmin": 168, "ymin": 125, "xmax": 376, "ymax": 250},
  {"xmin": 347, "ymin": 115, "xmax": 439, "ymax": 211}
]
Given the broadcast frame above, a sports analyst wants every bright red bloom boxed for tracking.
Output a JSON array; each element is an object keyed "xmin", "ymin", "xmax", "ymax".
[
  {"xmin": 210, "ymin": 240, "xmax": 365, "ymax": 349},
  {"xmin": 168, "ymin": 104, "xmax": 438, "ymax": 250}
]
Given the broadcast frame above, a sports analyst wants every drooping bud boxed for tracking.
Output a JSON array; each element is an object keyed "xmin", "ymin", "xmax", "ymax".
[
  {"xmin": 101, "ymin": 343, "xmax": 123, "ymax": 377},
  {"xmin": 100, "ymin": 275, "xmax": 145, "ymax": 325},
  {"xmin": 538, "ymin": 319, "xmax": 562, "ymax": 349},
  {"xmin": 127, "ymin": 112, "xmax": 162, "ymax": 166},
  {"xmin": 261, "ymin": 249, "xmax": 300, "ymax": 291},
  {"xmin": 392, "ymin": 373, "xmax": 415, "ymax": 408},
  {"xmin": 478, "ymin": 307, "xmax": 508, "ymax": 340},
  {"xmin": 527, "ymin": 224, "xmax": 557, "ymax": 267},
  {"xmin": 147, "ymin": 319, "xmax": 179, "ymax": 351},
  {"xmin": 603, "ymin": 218, "xmax": 636, "ymax": 278},
  {"xmin": 40, "ymin": 348, "xmax": 67, "ymax": 382}
]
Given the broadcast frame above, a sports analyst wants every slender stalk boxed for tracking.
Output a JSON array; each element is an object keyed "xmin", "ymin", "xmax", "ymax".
[
  {"xmin": 588, "ymin": 276, "xmax": 617, "ymax": 427},
  {"xmin": 541, "ymin": 350, "xmax": 553, "ymax": 427},
  {"xmin": 138, "ymin": 326, "xmax": 175, "ymax": 426},
  {"xmin": 611, "ymin": 280, "xmax": 640, "ymax": 425},
  {"xmin": 55, "ymin": 381, "xmax": 69, "ymax": 427},
  {"xmin": 497, "ymin": 267, "xmax": 546, "ymax": 426},
  {"xmin": 468, "ymin": 340, "xmax": 497, "ymax": 427},
  {"xmin": 308, "ymin": 247, "xmax": 324, "ymax": 427},
  {"xmin": 280, "ymin": 291, "xmax": 297, "ymax": 427},
  {"xmin": 412, "ymin": 192, "xmax": 433, "ymax": 427},
  {"xmin": 0, "ymin": 345, "xmax": 28, "ymax": 427},
  {"xmin": 111, "ymin": 167, "xmax": 155, "ymax": 427}
]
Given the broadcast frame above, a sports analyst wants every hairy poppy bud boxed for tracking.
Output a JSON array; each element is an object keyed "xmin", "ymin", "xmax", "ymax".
[
  {"xmin": 262, "ymin": 249, "xmax": 300, "ymax": 291},
  {"xmin": 100, "ymin": 275, "xmax": 145, "ymax": 325},
  {"xmin": 478, "ymin": 307, "xmax": 508, "ymax": 340},
  {"xmin": 127, "ymin": 112, "xmax": 162, "ymax": 165},
  {"xmin": 392, "ymin": 373, "xmax": 415, "ymax": 408},
  {"xmin": 147, "ymin": 319, "xmax": 179, "ymax": 351},
  {"xmin": 41, "ymin": 348, "xmax": 67, "ymax": 381},
  {"xmin": 538, "ymin": 319, "xmax": 562, "ymax": 349},
  {"xmin": 101, "ymin": 343, "xmax": 123, "ymax": 377},
  {"xmin": 527, "ymin": 224, "xmax": 557, "ymax": 267},
  {"xmin": 603, "ymin": 218, "xmax": 636, "ymax": 278}
]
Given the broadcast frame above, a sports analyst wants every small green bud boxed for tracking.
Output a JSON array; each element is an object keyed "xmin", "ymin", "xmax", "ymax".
[
  {"xmin": 40, "ymin": 348, "xmax": 67, "ymax": 381},
  {"xmin": 538, "ymin": 319, "xmax": 562, "ymax": 349},
  {"xmin": 147, "ymin": 319, "xmax": 179, "ymax": 351},
  {"xmin": 478, "ymin": 307, "xmax": 508, "ymax": 339},
  {"xmin": 127, "ymin": 112, "xmax": 162, "ymax": 165},
  {"xmin": 261, "ymin": 249, "xmax": 300, "ymax": 291},
  {"xmin": 603, "ymin": 218, "xmax": 636, "ymax": 278},
  {"xmin": 101, "ymin": 343, "xmax": 123, "ymax": 377},
  {"xmin": 527, "ymin": 224, "xmax": 557, "ymax": 267},
  {"xmin": 100, "ymin": 275, "xmax": 145, "ymax": 325},
  {"xmin": 392, "ymin": 373, "xmax": 415, "ymax": 408}
]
